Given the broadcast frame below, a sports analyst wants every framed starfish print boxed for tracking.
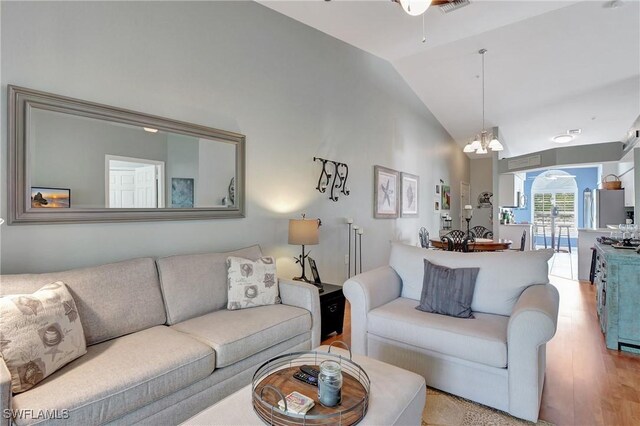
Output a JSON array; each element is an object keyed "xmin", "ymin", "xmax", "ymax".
[
  {"xmin": 374, "ymin": 165, "xmax": 400, "ymax": 218},
  {"xmin": 401, "ymin": 172, "xmax": 419, "ymax": 217}
]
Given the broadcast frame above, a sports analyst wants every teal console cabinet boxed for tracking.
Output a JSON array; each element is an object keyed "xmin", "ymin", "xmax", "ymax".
[{"xmin": 593, "ymin": 243, "xmax": 640, "ymax": 353}]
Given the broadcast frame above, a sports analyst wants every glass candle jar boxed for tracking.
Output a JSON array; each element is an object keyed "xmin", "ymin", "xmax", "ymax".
[{"xmin": 318, "ymin": 360, "xmax": 342, "ymax": 407}]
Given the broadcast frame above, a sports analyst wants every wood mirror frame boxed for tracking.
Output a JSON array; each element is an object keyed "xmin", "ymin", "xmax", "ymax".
[{"xmin": 8, "ymin": 85, "xmax": 245, "ymax": 224}]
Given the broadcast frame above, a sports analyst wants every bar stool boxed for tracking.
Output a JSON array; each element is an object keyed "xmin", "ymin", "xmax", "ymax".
[
  {"xmin": 589, "ymin": 247, "xmax": 597, "ymax": 284},
  {"xmin": 556, "ymin": 225, "xmax": 572, "ymax": 253},
  {"xmin": 533, "ymin": 225, "xmax": 547, "ymax": 249}
]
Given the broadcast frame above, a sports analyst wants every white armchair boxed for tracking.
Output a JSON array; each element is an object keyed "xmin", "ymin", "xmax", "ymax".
[{"xmin": 343, "ymin": 243, "xmax": 558, "ymax": 422}]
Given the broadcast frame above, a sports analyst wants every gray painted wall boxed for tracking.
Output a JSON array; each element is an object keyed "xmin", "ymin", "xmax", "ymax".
[
  {"xmin": 166, "ymin": 134, "xmax": 199, "ymax": 205},
  {"xmin": 198, "ymin": 140, "xmax": 235, "ymax": 206},
  {"xmin": 636, "ymin": 148, "xmax": 640, "ymax": 221},
  {"xmin": 469, "ymin": 158, "xmax": 493, "ymax": 230},
  {"xmin": 0, "ymin": 1, "xmax": 468, "ymax": 281},
  {"xmin": 498, "ymin": 142, "xmax": 624, "ymax": 174}
]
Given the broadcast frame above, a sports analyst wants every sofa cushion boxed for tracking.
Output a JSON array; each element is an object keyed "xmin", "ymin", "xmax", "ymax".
[
  {"xmin": 226, "ymin": 256, "xmax": 280, "ymax": 310},
  {"xmin": 171, "ymin": 304, "xmax": 311, "ymax": 368},
  {"xmin": 0, "ymin": 258, "xmax": 166, "ymax": 346},
  {"xmin": 389, "ymin": 243, "xmax": 552, "ymax": 316},
  {"xmin": 0, "ymin": 282, "xmax": 87, "ymax": 393},
  {"xmin": 11, "ymin": 326, "xmax": 215, "ymax": 426},
  {"xmin": 368, "ymin": 298, "xmax": 508, "ymax": 368},
  {"xmin": 157, "ymin": 245, "xmax": 263, "ymax": 325},
  {"xmin": 417, "ymin": 259, "xmax": 479, "ymax": 318}
]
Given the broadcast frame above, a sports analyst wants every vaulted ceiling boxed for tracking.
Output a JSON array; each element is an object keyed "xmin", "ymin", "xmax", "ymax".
[{"xmin": 260, "ymin": 0, "xmax": 640, "ymax": 158}]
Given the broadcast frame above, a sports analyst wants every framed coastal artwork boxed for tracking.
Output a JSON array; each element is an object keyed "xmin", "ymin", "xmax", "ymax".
[
  {"xmin": 373, "ymin": 165, "xmax": 399, "ymax": 218},
  {"xmin": 400, "ymin": 173, "xmax": 419, "ymax": 217},
  {"xmin": 441, "ymin": 185, "xmax": 451, "ymax": 210},
  {"xmin": 31, "ymin": 187, "xmax": 71, "ymax": 208}
]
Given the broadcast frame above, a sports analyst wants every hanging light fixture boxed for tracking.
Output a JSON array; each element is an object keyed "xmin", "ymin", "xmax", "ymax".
[
  {"xmin": 463, "ymin": 49, "xmax": 504, "ymax": 154},
  {"xmin": 395, "ymin": 0, "xmax": 431, "ymax": 16}
]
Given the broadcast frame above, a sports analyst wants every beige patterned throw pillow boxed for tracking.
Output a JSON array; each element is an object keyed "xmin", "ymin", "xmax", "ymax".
[
  {"xmin": 227, "ymin": 256, "xmax": 280, "ymax": 310},
  {"xmin": 0, "ymin": 282, "xmax": 87, "ymax": 393}
]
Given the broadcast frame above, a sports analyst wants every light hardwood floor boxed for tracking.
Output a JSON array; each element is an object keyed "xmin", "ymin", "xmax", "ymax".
[{"xmin": 321, "ymin": 277, "xmax": 640, "ymax": 425}]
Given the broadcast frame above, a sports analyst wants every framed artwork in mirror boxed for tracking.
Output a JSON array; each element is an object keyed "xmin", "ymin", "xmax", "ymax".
[
  {"xmin": 31, "ymin": 187, "xmax": 71, "ymax": 208},
  {"xmin": 171, "ymin": 178, "xmax": 194, "ymax": 208}
]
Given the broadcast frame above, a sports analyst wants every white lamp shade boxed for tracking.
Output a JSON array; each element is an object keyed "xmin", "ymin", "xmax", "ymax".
[
  {"xmin": 464, "ymin": 206, "xmax": 473, "ymax": 219},
  {"xmin": 288, "ymin": 219, "xmax": 319, "ymax": 245},
  {"xmin": 476, "ymin": 146, "xmax": 488, "ymax": 154},
  {"xmin": 399, "ymin": 0, "xmax": 430, "ymax": 16},
  {"xmin": 470, "ymin": 138, "xmax": 481, "ymax": 150},
  {"xmin": 463, "ymin": 143, "xmax": 475, "ymax": 153},
  {"xmin": 488, "ymin": 138, "xmax": 504, "ymax": 151}
]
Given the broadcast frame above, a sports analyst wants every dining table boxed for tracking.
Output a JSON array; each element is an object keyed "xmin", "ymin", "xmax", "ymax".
[{"xmin": 430, "ymin": 237, "xmax": 512, "ymax": 252}]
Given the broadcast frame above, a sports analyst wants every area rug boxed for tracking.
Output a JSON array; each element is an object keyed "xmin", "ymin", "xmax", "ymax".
[{"xmin": 422, "ymin": 388, "xmax": 554, "ymax": 426}]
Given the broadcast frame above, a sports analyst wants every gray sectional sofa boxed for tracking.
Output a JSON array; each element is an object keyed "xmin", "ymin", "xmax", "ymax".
[
  {"xmin": 343, "ymin": 243, "xmax": 559, "ymax": 422},
  {"xmin": 0, "ymin": 245, "xmax": 321, "ymax": 425}
]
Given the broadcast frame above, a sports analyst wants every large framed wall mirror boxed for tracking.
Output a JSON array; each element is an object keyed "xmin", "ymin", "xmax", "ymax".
[{"xmin": 8, "ymin": 85, "xmax": 245, "ymax": 224}]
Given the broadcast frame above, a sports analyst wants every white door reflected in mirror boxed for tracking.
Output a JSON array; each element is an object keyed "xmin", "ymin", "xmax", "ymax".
[{"xmin": 106, "ymin": 156, "xmax": 165, "ymax": 208}]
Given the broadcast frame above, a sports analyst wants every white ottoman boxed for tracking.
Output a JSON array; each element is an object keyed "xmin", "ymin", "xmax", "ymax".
[{"xmin": 183, "ymin": 346, "xmax": 426, "ymax": 425}]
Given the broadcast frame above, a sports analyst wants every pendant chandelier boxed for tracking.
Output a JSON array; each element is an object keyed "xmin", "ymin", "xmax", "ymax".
[{"xmin": 464, "ymin": 49, "xmax": 504, "ymax": 154}]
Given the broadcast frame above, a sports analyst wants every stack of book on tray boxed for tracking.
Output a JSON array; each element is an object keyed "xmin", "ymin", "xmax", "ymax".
[{"xmin": 278, "ymin": 391, "xmax": 315, "ymax": 415}]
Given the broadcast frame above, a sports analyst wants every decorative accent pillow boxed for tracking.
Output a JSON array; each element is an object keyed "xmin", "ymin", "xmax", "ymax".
[
  {"xmin": 0, "ymin": 282, "xmax": 87, "ymax": 393},
  {"xmin": 416, "ymin": 259, "xmax": 479, "ymax": 319},
  {"xmin": 226, "ymin": 256, "xmax": 280, "ymax": 310}
]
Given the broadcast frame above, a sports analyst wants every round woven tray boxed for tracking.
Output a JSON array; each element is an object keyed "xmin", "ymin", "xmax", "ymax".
[{"xmin": 251, "ymin": 342, "xmax": 370, "ymax": 425}]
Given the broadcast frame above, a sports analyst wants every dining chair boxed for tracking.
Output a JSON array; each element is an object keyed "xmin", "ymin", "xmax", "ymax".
[
  {"xmin": 442, "ymin": 230, "xmax": 474, "ymax": 252},
  {"xmin": 470, "ymin": 225, "xmax": 493, "ymax": 239},
  {"xmin": 509, "ymin": 230, "xmax": 526, "ymax": 251},
  {"xmin": 418, "ymin": 227, "xmax": 429, "ymax": 249}
]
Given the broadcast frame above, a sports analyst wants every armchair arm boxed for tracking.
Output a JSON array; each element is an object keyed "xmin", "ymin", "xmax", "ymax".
[
  {"xmin": 507, "ymin": 283, "xmax": 559, "ymax": 422},
  {"xmin": 279, "ymin": 279, "xmax": 322, "ymax": 348},
  {"xmin": 343, "ymin": 266, "xmax": 402, "ymax": 355},
  {"xmin": 1, "ymin": 358, "xmax": 11, "ymax": 426}
]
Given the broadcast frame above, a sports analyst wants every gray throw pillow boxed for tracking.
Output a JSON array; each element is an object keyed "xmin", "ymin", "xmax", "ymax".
[{"xmin": 416, "ymin": 259, "xmax": 479, "ymax": 318}]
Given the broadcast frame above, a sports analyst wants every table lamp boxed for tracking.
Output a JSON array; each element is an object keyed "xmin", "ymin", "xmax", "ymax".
[
  {"xmin": 288, "ymin": 215, "xmax": 321, "ymax": 284},
  {"xmin": 464, "ymin": 205, "xmax": 473, "ymax": 238}
]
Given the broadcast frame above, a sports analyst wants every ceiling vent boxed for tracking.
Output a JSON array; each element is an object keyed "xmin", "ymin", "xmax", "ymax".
[{"xmin": 439, "ymin": 0, "xmax": 471, "ymax": 14}]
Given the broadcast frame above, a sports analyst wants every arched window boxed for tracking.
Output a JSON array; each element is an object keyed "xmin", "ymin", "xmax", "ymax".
[{"xmin": 531, "ymin": 170, "xmax": 578, "ymax": 230}]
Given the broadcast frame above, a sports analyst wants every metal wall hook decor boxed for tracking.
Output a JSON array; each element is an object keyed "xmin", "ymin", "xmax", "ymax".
[{"xmin": 314, "ymin": 157, "xmax": 350, "ymax": 202}]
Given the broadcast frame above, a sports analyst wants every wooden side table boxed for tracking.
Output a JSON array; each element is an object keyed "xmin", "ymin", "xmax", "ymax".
[{"xmin": 319, "ymin": 283, "xmax": 346, "ymax": 339}]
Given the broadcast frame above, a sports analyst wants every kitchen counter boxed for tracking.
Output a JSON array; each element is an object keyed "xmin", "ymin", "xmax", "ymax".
[
  {"xmin": 593, "ymin": 242, "xmax": 640, "ymax": 354},
  {"xmin": 577, "ymin": 228, "xmax": 611, "ymax": 281},
  {"xmin": 578, "ymin": 227, "xmax": 614, "ymax": 233},
  {"xmin": 498, "ymin": 224, "xmax": 533, "ymax": 250}
]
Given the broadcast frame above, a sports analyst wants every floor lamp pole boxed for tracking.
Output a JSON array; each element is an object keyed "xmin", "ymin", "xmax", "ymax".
[
  {"xmin": 353, "ymin": 226, "xmax": 359, "ymax": 276},
  {"xmin": 347, "ymin": 222, "xmax": 352, "ymax": 278},
  {"xmin": 359, "ymin": 231, "xmax": 363, "ymax": 274}
]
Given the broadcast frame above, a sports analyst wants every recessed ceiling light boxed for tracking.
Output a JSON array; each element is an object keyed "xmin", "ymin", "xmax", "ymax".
[
  {"xmin": 553, "ymin": 134, "xmax": 574, "ymax": 144},
  {"xmin": 143, "ymin": 127, "xmax": 158, "ymax": 133}
]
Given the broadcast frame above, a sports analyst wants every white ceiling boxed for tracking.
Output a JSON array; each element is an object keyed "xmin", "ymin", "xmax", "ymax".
[{"xmin": 260, "ymin": 0, "xmax": 640, "ymax": 158}]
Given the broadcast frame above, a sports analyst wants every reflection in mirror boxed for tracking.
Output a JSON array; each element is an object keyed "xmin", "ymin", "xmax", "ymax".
[
  {"xmin": 29, "ymin": 109, "xmax": 236, "ymax": 210},
  {"xmin": 9, "ymin": 85, "xmax": 245, "ymax": 224}
]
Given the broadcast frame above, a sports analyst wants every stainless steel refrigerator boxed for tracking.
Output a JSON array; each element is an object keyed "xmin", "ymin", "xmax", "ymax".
[{"xmin": 592, "ymin": 189, "xmax": 626, "ymax": 228}]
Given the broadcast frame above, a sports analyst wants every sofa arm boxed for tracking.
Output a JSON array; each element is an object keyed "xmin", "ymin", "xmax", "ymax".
[
  {"xmin": 1, "ymin": 358, "xmax": 11, "ymax": 426},
  {"xmin": 507, "ymin": 283, "xmax": 559, "ymax": 422},
  {"xmin": 279, "ymin": 279, "xmax": 322, "ymax": 348},
  {"xmin": 343, "ymin": 266, "xmax": 402, "ymax": 355}
]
